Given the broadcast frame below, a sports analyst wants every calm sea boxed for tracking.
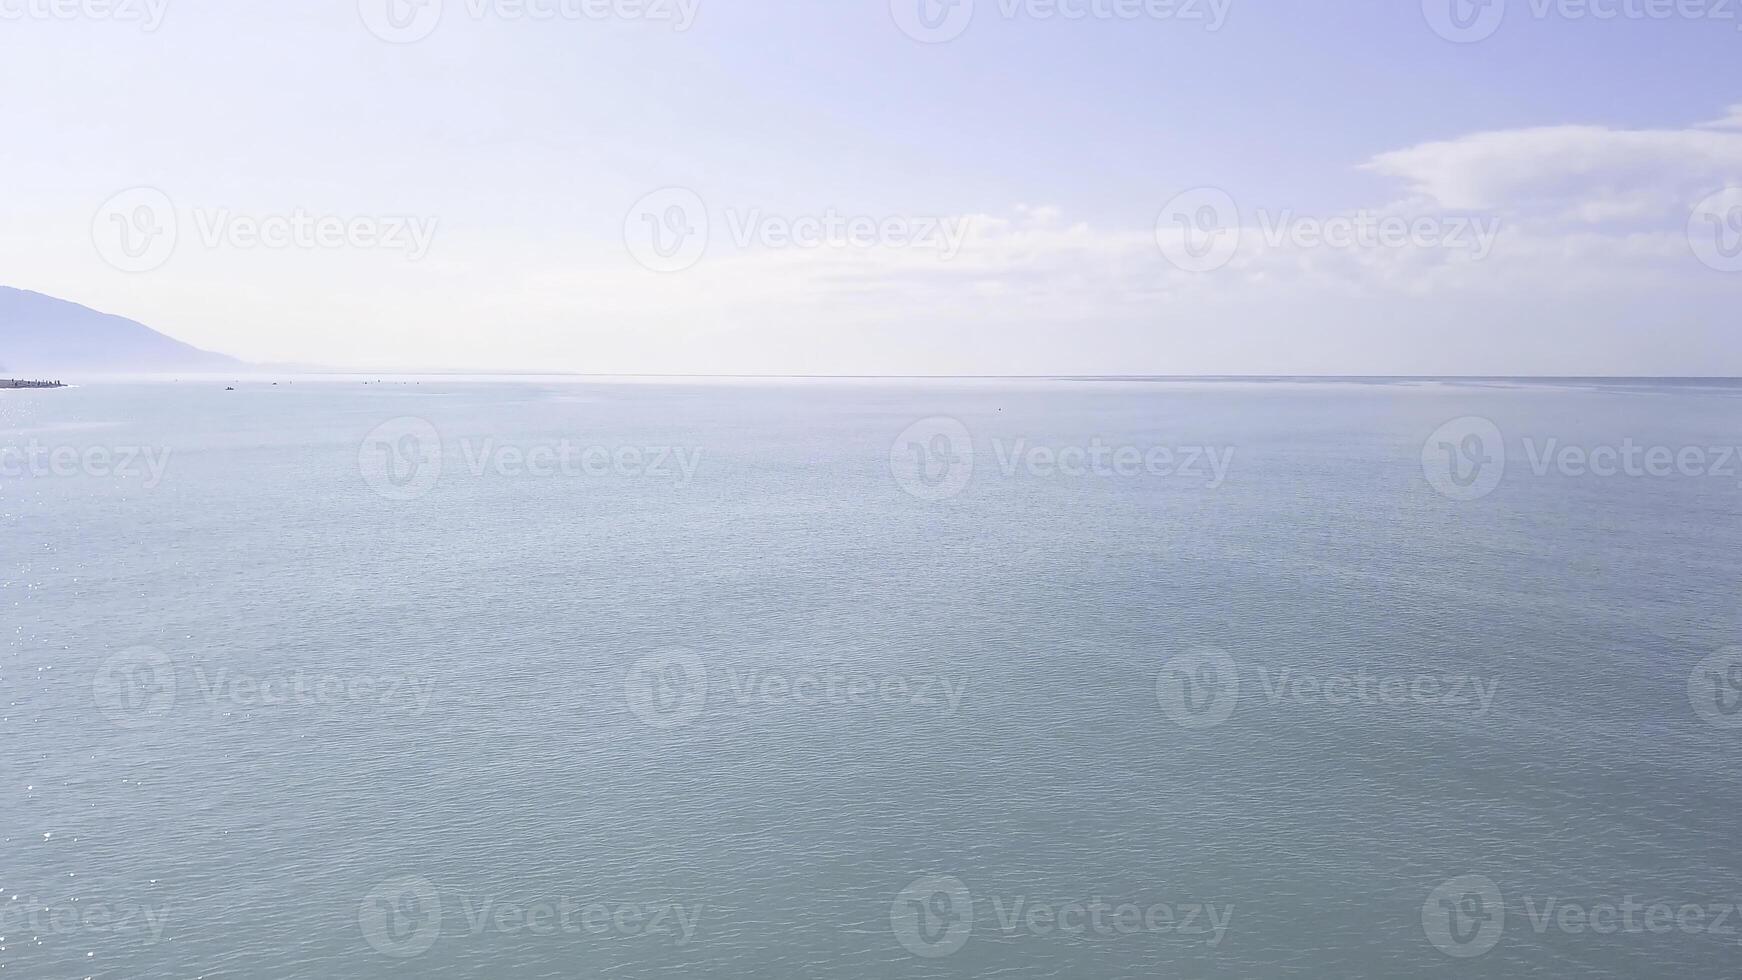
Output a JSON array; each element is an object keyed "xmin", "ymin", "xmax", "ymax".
[{"xmin": 3, "ymin": 377, "xmax": 1740, "ymax": 978}]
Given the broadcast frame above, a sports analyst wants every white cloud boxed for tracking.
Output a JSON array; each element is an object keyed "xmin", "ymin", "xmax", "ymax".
[
  {"xmin": 1698, "ymin": 103, "xmax": 1742, "ymax": 129},
  {"xmin": 1362, "ymin": 115, "xmax": 1742, "ymax": 221}
]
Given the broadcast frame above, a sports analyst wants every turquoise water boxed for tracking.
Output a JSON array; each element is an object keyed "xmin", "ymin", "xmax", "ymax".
[{"xmin": 3, "ymin": 378, "xmax": 1740, "ymax": 978}]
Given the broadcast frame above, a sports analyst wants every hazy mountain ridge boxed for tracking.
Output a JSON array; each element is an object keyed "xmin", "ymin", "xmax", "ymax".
[{"xmin": 0, "ymin": 287, "xmax": 243, "ymax": 374}]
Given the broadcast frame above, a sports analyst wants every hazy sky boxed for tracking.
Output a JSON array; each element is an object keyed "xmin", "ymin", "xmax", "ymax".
[{"xmin": 2, "ymin": 0, "xmax": 1739, "ymax": 374}]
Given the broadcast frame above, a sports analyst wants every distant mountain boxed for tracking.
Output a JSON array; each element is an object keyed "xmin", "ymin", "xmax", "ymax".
[{"xmin": 0, "ymin": 287, "xmax": 244, "ymax": 374}]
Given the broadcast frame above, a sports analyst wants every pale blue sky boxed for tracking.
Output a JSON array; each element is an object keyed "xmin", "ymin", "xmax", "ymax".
[{"xmin": 2, "ymin": 0, "xmax": 1739, "ymax": 373}]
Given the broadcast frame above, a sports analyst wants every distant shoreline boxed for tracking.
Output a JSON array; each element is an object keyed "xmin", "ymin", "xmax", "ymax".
[{"xmin": 1, "ymin": 379, "xmax": 65, "ymax": 389}]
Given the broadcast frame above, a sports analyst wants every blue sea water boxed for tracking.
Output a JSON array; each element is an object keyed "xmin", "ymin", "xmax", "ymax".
[{"xmin": 3, "ymin": 377, "xmax": 1740, "ymax": 978}]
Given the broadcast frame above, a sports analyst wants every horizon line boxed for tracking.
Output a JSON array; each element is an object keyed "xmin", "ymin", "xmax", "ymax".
[{"xmin": 50, "ymin": 371, "xmax": 1742, "ymax": 382}]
